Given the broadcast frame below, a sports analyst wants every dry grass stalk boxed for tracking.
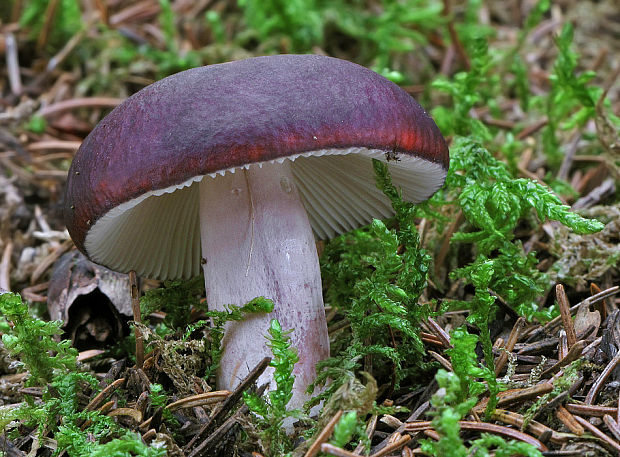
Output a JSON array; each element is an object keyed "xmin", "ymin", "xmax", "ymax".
[
  {"xmin": 304, "ymin": 410, "xmax": 343, "ymax": 457},
  {"xmin": 556, "ymin": 284, "xmax": 577, "ymax": 348}
]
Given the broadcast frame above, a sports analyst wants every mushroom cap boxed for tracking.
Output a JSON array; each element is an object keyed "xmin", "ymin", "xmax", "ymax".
[{"xmin": 64, "ymin": 55, "xmax": 449, "ymax": 279}]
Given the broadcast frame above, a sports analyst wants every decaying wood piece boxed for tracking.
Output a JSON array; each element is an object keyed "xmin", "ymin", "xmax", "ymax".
[{"xmin": 47, "ymin": 250, "xmax": 132, "ymax": 349}]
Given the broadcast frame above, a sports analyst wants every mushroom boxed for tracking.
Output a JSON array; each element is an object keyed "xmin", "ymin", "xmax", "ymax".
[{"xmin": 64, "ymin": 55, "xmax": 449, "ymax": 408}]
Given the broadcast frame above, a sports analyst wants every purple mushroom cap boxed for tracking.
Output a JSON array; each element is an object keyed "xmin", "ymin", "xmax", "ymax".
[{"xmin": 65, "ymin": 54, "xmax": 448, "ymax": 277}]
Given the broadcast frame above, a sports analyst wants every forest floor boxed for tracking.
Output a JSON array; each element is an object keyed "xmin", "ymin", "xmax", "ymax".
[{"xmin": 0, "ymin": 1, "xmax": 619, "ymax": 456}]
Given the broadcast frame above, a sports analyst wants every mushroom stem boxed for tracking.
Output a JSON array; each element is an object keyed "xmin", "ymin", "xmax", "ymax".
[{"xmin": 199, "ymin": 161, "xmax": 329, "ymax": 408}]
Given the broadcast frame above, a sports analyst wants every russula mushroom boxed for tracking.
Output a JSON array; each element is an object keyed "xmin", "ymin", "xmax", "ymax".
[{"xmin": 64, "ymin": 54, "xmax": 448, "ymax": 408}]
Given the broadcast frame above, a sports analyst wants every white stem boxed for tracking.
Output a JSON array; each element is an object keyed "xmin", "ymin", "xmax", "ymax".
[{"xmin": 199, "ymin": 161, "xmax": 329, "ymax": 409}]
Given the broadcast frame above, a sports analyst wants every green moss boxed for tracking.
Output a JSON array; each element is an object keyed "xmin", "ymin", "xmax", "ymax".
[
  {"xmin": 244, "ymin": 319, "xmax": 303, "ymax": 456},
  {"xmin": 0, "ymin": 292, "xmax": 77, "ymax": 385}
]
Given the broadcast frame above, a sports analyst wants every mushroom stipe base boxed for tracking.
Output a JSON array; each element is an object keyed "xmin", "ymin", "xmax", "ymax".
[{"xmin": 199, "ymin": 161, "xmax": 329, "ymax": 408}]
